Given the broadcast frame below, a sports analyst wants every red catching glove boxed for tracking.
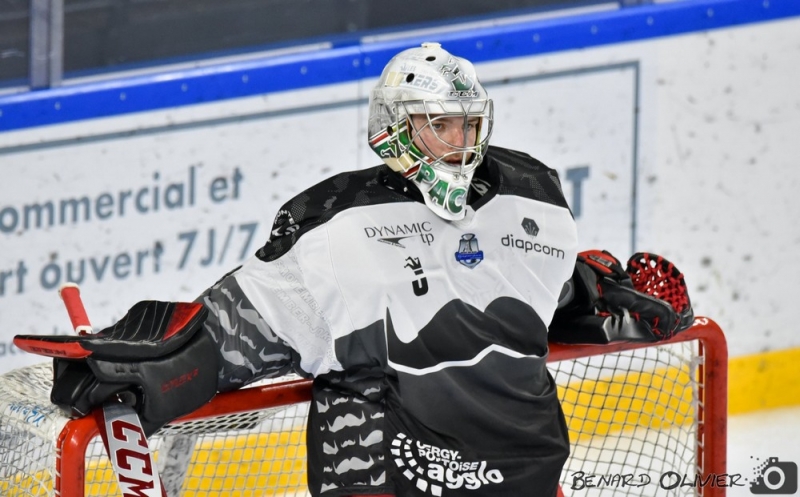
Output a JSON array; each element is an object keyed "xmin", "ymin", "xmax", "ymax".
[{"xmin": 550, "ymin": 250, "xmax": 693, "ymax": 344}]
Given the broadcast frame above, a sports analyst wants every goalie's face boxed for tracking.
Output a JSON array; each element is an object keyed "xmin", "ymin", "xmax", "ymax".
[{"xmin": 408, "ymin": 114, "xmax": 480, "ymax": 167}]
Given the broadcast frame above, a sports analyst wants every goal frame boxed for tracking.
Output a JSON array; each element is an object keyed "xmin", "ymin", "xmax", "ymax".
[{"xmin": 53, "ymin": 318, "xmax": 727, "ymax": 497}]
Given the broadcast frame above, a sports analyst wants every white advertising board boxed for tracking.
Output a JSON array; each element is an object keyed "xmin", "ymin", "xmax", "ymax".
[{"xmin": 2, "ymin": 14, "xmax": 799, "ymax": 372}]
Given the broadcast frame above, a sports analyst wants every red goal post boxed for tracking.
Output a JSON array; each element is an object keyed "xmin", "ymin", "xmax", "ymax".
[{"xmin": 0, "ymin": 317, "xmax": 727, "ymax": 497}]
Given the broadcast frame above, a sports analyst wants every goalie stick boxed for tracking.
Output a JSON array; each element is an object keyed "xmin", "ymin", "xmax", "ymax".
[{"xmin": 59, "ymin": 283, "xmax": 168, "ymax": 497}]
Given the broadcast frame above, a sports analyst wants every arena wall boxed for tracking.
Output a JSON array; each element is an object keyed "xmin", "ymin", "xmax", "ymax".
[{"xmin": 1, "ymin": 0, "xmax": 798, "ymax": 412}]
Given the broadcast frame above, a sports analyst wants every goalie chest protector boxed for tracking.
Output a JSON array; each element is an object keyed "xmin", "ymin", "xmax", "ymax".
[{"xmin": 230, "ymin": 146, "xmax": 579, "ymax": 496}]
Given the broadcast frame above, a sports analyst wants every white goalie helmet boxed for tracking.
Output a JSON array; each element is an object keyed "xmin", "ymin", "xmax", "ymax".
[{"xmin": 368, "ymin": 42, "xmax": 494, "ymax": 220}]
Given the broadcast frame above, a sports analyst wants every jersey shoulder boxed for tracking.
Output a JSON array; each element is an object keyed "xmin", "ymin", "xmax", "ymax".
[
  {"xmin": 485, "ymin": 145, "xmax": 571, "ymax": 211},
  {"xmin": 257, "ymin": 165, "xmax": 414, "ymax": 262}
]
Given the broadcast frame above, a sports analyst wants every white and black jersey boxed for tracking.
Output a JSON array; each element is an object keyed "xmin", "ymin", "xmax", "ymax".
[{"xmin": 196, "ymin": 146, "xmax": 579, "ymax": 497}]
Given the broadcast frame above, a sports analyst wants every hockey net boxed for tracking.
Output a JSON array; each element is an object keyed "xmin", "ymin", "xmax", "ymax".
[{"xmin": 0, "ymin": 318, "xmax": 726, "ymax": 497}]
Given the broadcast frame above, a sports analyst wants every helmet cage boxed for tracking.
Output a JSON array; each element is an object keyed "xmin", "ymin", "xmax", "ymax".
[{"xmin": 394, "ymin": 99, "xmax": 493, "ymax": 178}]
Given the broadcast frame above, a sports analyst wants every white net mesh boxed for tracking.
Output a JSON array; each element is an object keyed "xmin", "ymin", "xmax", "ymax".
[
  {"xmin": 553, "ymin": 341, "xmax": 702, "ymax": 496},
  {"xmin": 0, "ymin": 339, "xmax": 710, "ymax": 497},
  {"xmin": 0, "ymin": 362, "xmax": 66, "ymax": 497}
]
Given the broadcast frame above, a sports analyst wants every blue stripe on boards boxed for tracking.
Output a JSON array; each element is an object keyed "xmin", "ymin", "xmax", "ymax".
[{"xmin": 0, "ymin": 0, "xmax": 798, "ymax": 132}]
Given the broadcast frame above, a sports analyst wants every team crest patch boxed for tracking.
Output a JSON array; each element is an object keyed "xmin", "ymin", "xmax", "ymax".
[{"xmin": 454, "ymin": 234, "xmax": 484, "ymax": 269}]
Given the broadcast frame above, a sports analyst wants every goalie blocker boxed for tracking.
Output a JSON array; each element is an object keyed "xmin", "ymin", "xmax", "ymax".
[
  {"xmin": 14, "ymin": 300, "xmax": 219, "ymax": 436},
  {"xmin": 550, "ymin": 251, "xmax": 694, "ymax": 344}
]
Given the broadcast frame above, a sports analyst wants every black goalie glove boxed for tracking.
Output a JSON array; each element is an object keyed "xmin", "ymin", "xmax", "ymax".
[
  {"xmin": 14, "ymin": 300, "xmax": 219, "ymax": 436},
  {"xmin": 549, "ymin": 250, "xmax": 694, "ymax": 344}
]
